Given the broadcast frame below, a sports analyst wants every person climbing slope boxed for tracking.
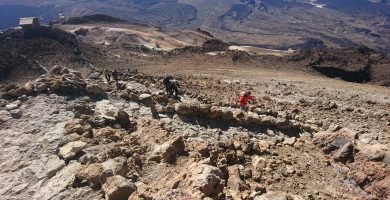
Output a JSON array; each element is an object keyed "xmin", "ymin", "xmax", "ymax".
[
  {"xmin": 103, "ymin": 69, "xmax": 111, "ymax": 82},
  {"xmin": 238, "ymin": 91, "xmax": 255, "ymax": 111},
  {"xmin": 112, "ymin": 69, "xmax": 119, "ymax": 84},
  {"xmin": 163, "ymin": 75, "xmax": 180, "ymax": 98}
]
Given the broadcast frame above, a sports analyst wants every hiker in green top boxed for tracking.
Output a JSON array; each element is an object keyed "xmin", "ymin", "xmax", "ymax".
[{"xmin": 103, "ymin": 69, "xmax": 111, "ymax": 82}]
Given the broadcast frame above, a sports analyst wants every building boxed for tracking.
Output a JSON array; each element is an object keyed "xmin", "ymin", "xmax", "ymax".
[{"xmin": 19, "ymin": 17, "xmax": 41, "ymax": 30}]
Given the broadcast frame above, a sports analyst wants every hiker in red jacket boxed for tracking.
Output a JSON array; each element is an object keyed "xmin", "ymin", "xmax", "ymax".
[{"xmin": 238, "ymin": 91, "xmax": 255, "ymax": 111}]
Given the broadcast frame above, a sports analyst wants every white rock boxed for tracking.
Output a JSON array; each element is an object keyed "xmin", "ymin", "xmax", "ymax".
[
  {"xmin": 138, "ymin": 93, "xmax": 152, "ymax": 101},
  {"xmin": 5, "ymin": 100, "xmax": 22, "ymax": 111},
  {"xmin": 59, "ymin": 141, "xmax": 87, "ymax": 159},
  {"xmin": 95, "ymin": 100, "xmax": 119, "ymax": 120},
  {"xmin": 283, "ymin": 137, "xmax": 296, "ymax": 146}
]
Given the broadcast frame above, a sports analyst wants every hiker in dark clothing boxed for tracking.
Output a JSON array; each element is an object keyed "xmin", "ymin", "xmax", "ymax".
[
  {"xmin": 163, "ymin": 76, "xmax": 180, "ymax": 98},
  {"xmin": 112, "ymin": 69, "xmax": 119, "ymax": 84}
]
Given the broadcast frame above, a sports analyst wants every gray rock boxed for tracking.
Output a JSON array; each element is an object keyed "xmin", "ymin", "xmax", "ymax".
[
  {"xmin": 313, "ymin": 128, "xmax": 356, "ymax": 154},
  {"xmin": 0, "ymin": 99, "xmax": 8, "ymax": 107},
  {"xmin": 86, "ymin": 84, "xmax": 106, "ymax": 95},
  {"xmin": 187, "ymin": 163, "xmax": 225, "ymax": 198},
  {"xmin": 220, "ymin": 107, "xmax": 233, "ymax": 121},
  {"xmin": 175, "ymin": 103, "xmax": 192, "ymax": 115},
  {"xmin": 333, "ymin": 142, "xmax": 354, "ymax": 163},
  {"xmin": 46, "ymin": 155, "xmax": 66, "ymax": 178},
  {"xmin": 114, "ymin": 110, "xmax": 132, "ymax": 129},
  {"xmin": 126, "ymin": 82, "xmax": 149, "ymax": 93},
  {"xmin": 18, "ymin": 95, "xmax": 29, "ymax": 102},
  {"xmin": 0, "ymin": 110, "xmax": 12, "ymax": 123},
  {"xmin": 33, "ymin": 162, "xmax": 81, "ymax": 199},
  {"xmin": 9, "ymin": 109, "xmax": 22, "ymax": 119}
]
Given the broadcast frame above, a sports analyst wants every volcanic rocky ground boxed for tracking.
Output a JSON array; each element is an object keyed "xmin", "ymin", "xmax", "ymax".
[{"xmin": 0, "ymin": 26, "xmax": 389, "ymax": 200}]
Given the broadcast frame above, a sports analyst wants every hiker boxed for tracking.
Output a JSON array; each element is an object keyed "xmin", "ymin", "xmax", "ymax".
[
  {"xmin": 163, "ymin": 76, "xmax": 180, "ymax": 98},
  {"xmin": 103, "ymin": 69, "xmax": 111, "ymax": 82},
  {"xmin": 112, "ymin": 69, "xmax": 119, "ymax": 84},
  {"xmin": 238, "ymin": 91, "xmax": 255, "ymax": 111}
]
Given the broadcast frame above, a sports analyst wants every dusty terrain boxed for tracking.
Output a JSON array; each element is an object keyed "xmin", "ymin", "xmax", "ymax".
[{"xmin": 0, "ymin": 24, "xmax": 389, "ymax": 200}]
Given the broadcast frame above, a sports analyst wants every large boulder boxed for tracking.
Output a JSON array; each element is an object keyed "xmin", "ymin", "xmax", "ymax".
[
  {"xmin": 175, "ymin": 103, "xmax": 192, "ymax": 115},
  {"xmin": 95, "ymin": 100, "xmax": 119, "ymax": 120},
  {"xmin": 33, "ymin": 162, "xmax": 81, "ymax": 200},
  {"xmin": 45, "ymin": 155, "xmax": 66, "ymax": 178},
  {"xmin": 5, "ymin": 100, "xmax": 21, "ymax": 111},
  {"xmin": 28, "ymin": 66, "xmax": 87, "ymax": 95},
  {"xmin": 24, "ymin": 82, "xmax": 34, "ymax": 94},
  {"xmin": 114, "ymin": 110, "xmax": 134, "ymax": 130},
  {"xmin": 138, "ymin": 93, "xmax": 152, "ymax": 101},
  {"xmin": 6, "ymin": 86, "xmax": 25, "ymax": 97},
  {"xmin": 102, "ymin": 175, "xmax": 136, "ymax": 200},
  {"xmin": 219, "ymin": 107, "xmax": 234, "ymax": 121},
  {"xmin": 333, "ymin": 142, "xmax": 354, "ymax": 163},
  {"xmin": 93, "ymin": 127, "xmax": 115, "ymax": 137},
  {"xmin": 101, "ymin": 156, "xmax": 129, "ymax": 177},
  {"xmin": 186, "ymin": 163, "xmax": 225, "ymax": 198},
  {"xmin": 34, "ymin": 81, "xmax": 49, "ymax": 92},
  {"xmin": 259, "ymin": 115, "xmax": 277, "ymax": 126},
  {"xmin": 372, "ymin": 177, "xmax": 390, "ymax": 199},
  {"xmin": 64, "ymin": 119, "xmax": 92, "ymax": 135},
  {"xmin": 57, "ymin": 74, "xmax": 86, "ymax": 94},
  {"xmin": 227, "ymin": 165, "xmax": 245, "ymax": 199},
  {"xmin": 126, "ymin": 82, "xmax": 149, "ymax": 93},
  {"xmin": 355, "ymin": 143, "xmax": 389, "ymax": 163},
  {"xmin": 199, "ymin": 104, "xmax": 212, "ymax": 113},
  {"xmin": 86, "ymin": 84, "xmax": 106, "ymax": 95},
  {"xmin": 244, "ymin": 112, "xmax": 261, "ymax": 124},
  {"xmin": 150, "ymin": 136, "xmax": 186, "ymax": 163},
  {"xmin": 0, "ymin": 110, "xmax": 12, "ymax": 123},
  {"xmin": 9, "ymin": 109, "xmax": 22, "ymax": 119},
  {"xmin": 76, "ymin": 163, "xmax": 104, "ymax": 186},
  {"xmin": 58, "ymin": 141, "xmax": 87, "ymax": 160},
  {"xmin": 313, "ymin": 128, "xmax": 356, "ymax": 154}
]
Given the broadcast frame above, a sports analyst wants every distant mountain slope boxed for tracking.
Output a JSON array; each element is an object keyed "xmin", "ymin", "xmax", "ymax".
[{"xmin": 0, "ymin": 0, "xmax": 389, "ymax": 52}]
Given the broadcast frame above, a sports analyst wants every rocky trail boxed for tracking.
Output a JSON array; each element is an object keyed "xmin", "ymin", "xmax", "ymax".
[{"xmin": 0, "ymin": 65, "xmax": 389, "ymax": 200}]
